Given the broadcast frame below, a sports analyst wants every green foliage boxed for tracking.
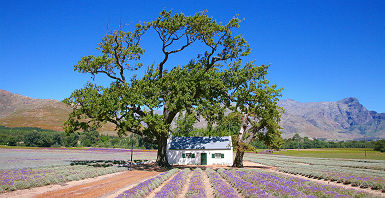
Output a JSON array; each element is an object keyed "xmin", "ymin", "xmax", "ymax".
[
  {"xmin": 0, "ymin": 126, "xmax": 156, "ymax": 149},
  {"xmin": 374, "ymin": 139, "xmax": 385, "ymax": 152},
  {"xmin": 282, "ymin": 134, "xmax": 377, "ymax": 149},
  {"xmin": 7, "ymin": 137, "xmax": 18, "ymax": 146},
  {"xmin": 63, "ymin": 10, "xmax": 258, "ymax": 166},
  {"xmin": 59, "ymin": 9, "xmax": 296, "ymax": 167},
  {"xmin": 80, "ymin": 131, "xmax": 99, "ymax": 147},
  {"xmin": 214, "ymin": 112, "xmax": 242, "ymax": 136},
  {"xmin": 24, "ymin": 131, "xmax": 54, "ymax": 147},
  {"xmin": 173, "ymin": 113, "xmax": 198, "ymax": 137},
  {"xmin": 62, "ymin": 133, "xmax": 79, "ymax": 147},
  {"xmin": 173, "ymin": 111, "xmax": 243, "ymax": 137}
]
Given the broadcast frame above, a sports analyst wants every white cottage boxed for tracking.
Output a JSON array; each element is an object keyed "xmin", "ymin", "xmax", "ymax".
[{"xmin": 167, "ymin": 136, "xmax": 233, "ymax": 166}]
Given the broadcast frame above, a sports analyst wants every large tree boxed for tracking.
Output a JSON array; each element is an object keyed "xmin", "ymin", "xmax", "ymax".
[
  {"xmin": 64, "ymin": 11, "xmax": 250, "ymax": 166},
  {"xmin": 63, "ymin": 10, "xmax": 251, "ymax": 167}
]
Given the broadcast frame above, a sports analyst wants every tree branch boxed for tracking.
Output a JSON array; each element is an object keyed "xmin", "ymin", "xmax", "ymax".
[
  {"xmin": 96, "ymin": 70, "xmax": 123, "ymax": 82},
  {"xmin": 112, "ymin": 37, "xmax": 126, "ymax": 82}
]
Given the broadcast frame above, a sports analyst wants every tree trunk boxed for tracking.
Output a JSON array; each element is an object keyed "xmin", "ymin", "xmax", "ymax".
[
  {"xmin": 155, "ymin": 135, "xmax": 171, "ymax": 167},
  {"xmin": 233, "ymin": 114, "xmax": 248, "ymax": 168},
  {"xmin": 233, "ymin": 148, "xmax": 245, "ymax": 167},
  {"xmin": 155, "ymin": 104, "xmax": 176, "ymax": 168}
]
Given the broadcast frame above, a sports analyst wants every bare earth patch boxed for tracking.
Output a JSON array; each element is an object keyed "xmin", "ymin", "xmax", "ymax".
[
  {"xmin": 103, "ymin": 172, "xmax": 163, "ymax": 198},
  {"xmin": 201, "ymin": 170, "xmax": 214, "ymax": 198},
  {"xmin": 177, "ymin": 171, "xmax": 193, "ymax": 198},
  {"xmin": 33, "ymin": 170, "xmax": 159, "ymax": 198}
]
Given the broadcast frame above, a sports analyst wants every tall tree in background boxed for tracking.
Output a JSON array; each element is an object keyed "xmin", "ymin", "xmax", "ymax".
[
  {"xmin": 63, "ymin": 10, "xmax": 252, "ymax": 167},
  {"xmin": 226, "ymin": 62, "xmax": 284, "ymax": 167}
]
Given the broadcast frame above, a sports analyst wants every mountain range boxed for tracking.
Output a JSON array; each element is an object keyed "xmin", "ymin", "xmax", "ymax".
[
  {"xmin": 1, "ymin": 89, "xmax": 384, "ymax": 140},
  {"xmin": 278, "ymin": 98, "xmax": 385, "ymax": 140}
]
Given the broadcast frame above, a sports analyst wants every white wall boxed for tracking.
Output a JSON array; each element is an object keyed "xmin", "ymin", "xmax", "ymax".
[{"xmin": 167, "ymin": 149, "xmax": 233, "ymax": 166}]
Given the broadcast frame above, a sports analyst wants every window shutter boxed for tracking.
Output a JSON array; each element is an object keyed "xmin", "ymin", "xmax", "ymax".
[
  {"xmin": 212, "ymin": 154, "xmax": 215, "ymax": 158},
  {"xmin": 192, "ymin": 153, "xmax": 195, "ymax": 158},
  {"xmin": 221, "ymin": 153, "xmax": 224, "ymax": 158},
  {"xmin": 182, "ymin": 153, "xmax": 186, "ymax": 158}
]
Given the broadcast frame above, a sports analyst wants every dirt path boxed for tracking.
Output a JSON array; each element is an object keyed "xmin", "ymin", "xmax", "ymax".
[
  {"xmin": 102, "ymin": 172, "xmax": 163, "ymax": 198},
  {"xmin": 243, "ymin": 161, "xmax": 385, "ymax": 197},
  {"xmin": 202, "ymin": 170, "xmax": 214, "ymax": 198},
  {"xmin": 28, "ymin": 170, "xmax": 159, "ymax": 198},
  {"xmin": 0, "ymin": 171, "xmax": 123, "ymax": 198},
  {"xmin": 177, "ymin": 171, "xmax": 193, "ymax": 198}
]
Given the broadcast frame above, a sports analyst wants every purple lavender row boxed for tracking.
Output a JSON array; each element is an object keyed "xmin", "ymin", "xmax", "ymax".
[
  {"xmin": 185, "ymin": 168, "xmax": 205, "ymax": 198},
  {"xmin": 250, "ymin": 170, "xmax": 372, "ymax": 197},
  {"xmin": 217, "ymin": 169, "xmax": 273, "ymax": 198},
  {"xmin": 0, "ymin": 169, "xmax": 52, "ymax": 186},
  {"xmin": 154, "ymin": 168, "xmax": 190, "ymax": 198},
  {"xmin": 116, "ymin": 169, "xmax": 179, "ymax": 198},
  {"xmin": 235, "ymin": 170, "xmax": 313, "ymax": 197},
  {"xmin": 242, "ymin": 169, "xmax": 371, "ymax": 198},
  {"xmin": 87, "ymin": 148, "xmax": 156, "ymax": 153},
  {"xmin": 205, "ymin": 168, "xmax": 239, "ymax": 198},
  {"xmin": 0, "ymin": 165, "xmax": 122, "ymax": 193},
  {"xmin": 279, "ymin": 167, "xmax": 385, "ymax": 191}
]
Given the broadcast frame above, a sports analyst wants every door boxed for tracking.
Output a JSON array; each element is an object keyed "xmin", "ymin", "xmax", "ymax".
[{"xmin": 201, "ymin": 153, "xmax": 207, "ymax": 165}]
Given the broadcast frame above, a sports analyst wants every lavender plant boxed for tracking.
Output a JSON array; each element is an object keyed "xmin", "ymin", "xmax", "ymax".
[
  {"xmin": 217, "ymin": 168, "xmax": 271, "ymax": 198},
  {"xmin": 185, "ymin": 168, "xmax": 205, "ymax": 198},
  {"xmin": 232, "ymin": 169, "xmax": 306, "ymax": 197},
  {"xmin": 237, "ymin": 169, "xmax": 375, "ymax": 198},
  {"xmin": 205, "ymin": 168, "xmax": 239, "ymax": 198},
  {"xmin": 116, "ymin": 169, "xmax": 179, "ymax": 198},
  {"xmin": 245, "ymin": 153, "xmax": 385, "ymax": 191},
  {"xmin": 0, "ymin": 165, "xmax": 124, "ymax": 193},
  {"xmin": 154, "ymin": 168, "xmax": 190, "ymax": 198}
]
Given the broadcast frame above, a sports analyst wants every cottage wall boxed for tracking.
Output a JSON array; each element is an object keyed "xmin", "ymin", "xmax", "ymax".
[{"xmin": 167, "ymin": 149, "xmax": 233, "ymax": 166}]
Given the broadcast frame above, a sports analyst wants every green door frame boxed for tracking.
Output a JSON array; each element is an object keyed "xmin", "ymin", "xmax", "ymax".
[{"xmin": 201, "ymin": 153, "xmax": 207, "ymax": 165}]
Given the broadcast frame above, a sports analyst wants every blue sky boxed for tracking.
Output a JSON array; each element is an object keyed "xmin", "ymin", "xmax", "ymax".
[{"xmin": 1, "ymin": 0, "xmax": 384, "ymax": 112}]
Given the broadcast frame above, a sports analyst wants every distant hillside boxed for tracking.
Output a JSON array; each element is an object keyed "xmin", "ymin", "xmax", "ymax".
[
  {"xmin": 278, "ymin": 98, "xmax": 385, "ymax": 140},
  {"xmin": 0, "ymin": 89, "xmax": 115, "ymax": 133},
  {"xmin": 1, "ymin": 89, "xmax": 384, "ymax": 140},
  {"xmin": 0, "ymin": 89, "xmax": 71, "ymax": 131}
]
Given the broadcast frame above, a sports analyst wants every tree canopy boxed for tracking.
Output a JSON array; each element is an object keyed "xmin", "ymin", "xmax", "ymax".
[{"xmin": 63, "ymin": 10, "xmax": 283, "ymax": 167}]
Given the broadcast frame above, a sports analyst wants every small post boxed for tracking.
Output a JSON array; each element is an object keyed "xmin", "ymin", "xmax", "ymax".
[
  {"xmin": 364, "ymin": 135, "xmax": 367, "ymax": 159},
  {"xmin": 297, "ymin": 137, "xmax": 300, "ymax": 151},
  {"xmin": 130, "ymin": 135, "xmax": 134, "ymax": 170}
]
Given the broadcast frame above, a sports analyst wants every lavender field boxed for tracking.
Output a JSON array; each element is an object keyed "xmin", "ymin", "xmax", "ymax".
[
  {"xmin": 245, "ymin": 153, "xmax": 385, "ymax": 191},
  {"xmin": 0, "ymin": 147, "xmax": 157, "ymax": 170},
  {"xmin": 0, "ymin": 147, "xmax": 158, "ymax": 193},
  {"xmin": 1, "ymin": 148, "xmax": 384, "ymax": 197},
  {"xmin": 115, "ymin": 167, "xmax": 382, "ymax": 198}
]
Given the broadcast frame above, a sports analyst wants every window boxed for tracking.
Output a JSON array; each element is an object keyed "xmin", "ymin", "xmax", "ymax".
[
  {"xmin": 182, "ymin": 153, "xmax": 195, "ymax": 158},
  {"xmin": 212, "ymin": 153, "xmax": 224, "ymax": 158}
]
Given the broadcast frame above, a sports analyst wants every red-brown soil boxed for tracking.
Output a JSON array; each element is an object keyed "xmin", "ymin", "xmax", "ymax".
[{"xmin": 33, "ymin": 170, "xmax": 159, "ymax": 198}]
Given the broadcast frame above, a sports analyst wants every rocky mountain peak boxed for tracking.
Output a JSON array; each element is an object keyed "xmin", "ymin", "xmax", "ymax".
[
  {"xmin": 337, "ymin": 97, "xmax": 359, "ymax": 105},
  {"xmin": 279, "ymin": 97, "xmax": 384, "ymax": 140}
]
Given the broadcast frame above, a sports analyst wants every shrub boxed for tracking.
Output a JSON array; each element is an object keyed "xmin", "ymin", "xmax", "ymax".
[
  {"xmin": 374, "ymin": 140, "xmax": 385, "ymax": 152},
  {"xmin": 24, "ymin": 131, "xmax": 54, "ymax": 147}
]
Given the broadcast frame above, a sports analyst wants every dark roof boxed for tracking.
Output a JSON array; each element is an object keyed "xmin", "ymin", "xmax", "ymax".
[{"xmin": 169, "ymin": 136, "xmax": 232, "ymax": 150}]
